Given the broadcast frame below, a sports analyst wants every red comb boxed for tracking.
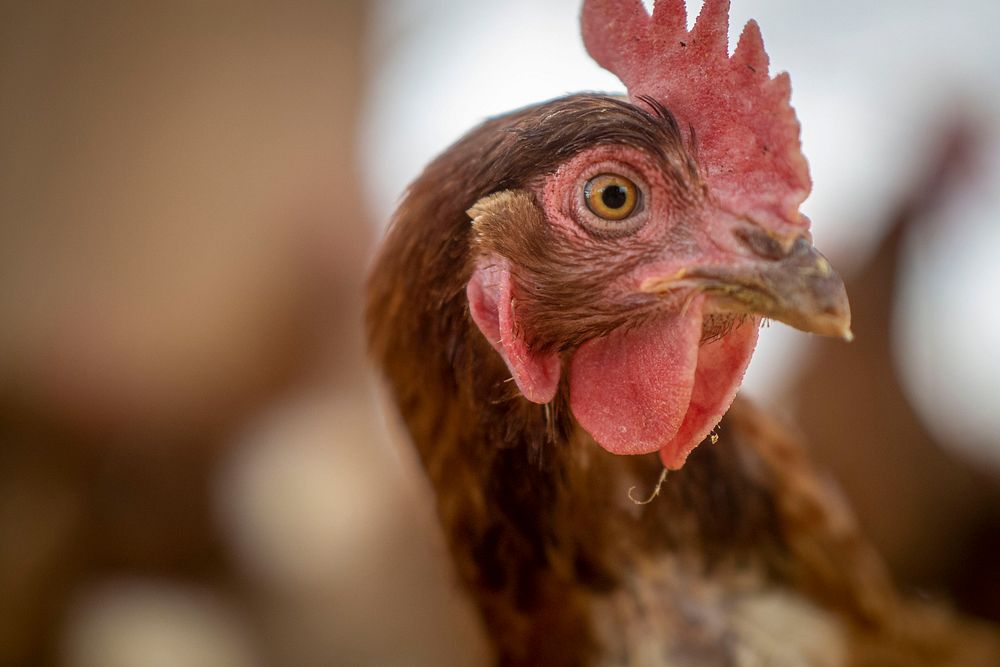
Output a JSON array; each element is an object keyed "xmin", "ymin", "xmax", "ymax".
[{"xmin": 581, "ymin": 0, "xmax": 810, "ymax": 228}]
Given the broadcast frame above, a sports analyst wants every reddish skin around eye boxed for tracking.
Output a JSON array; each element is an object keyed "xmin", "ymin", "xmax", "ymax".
[
  {"xmin": 536, "ymin": 145, "xmax": 761, "ymax": 467},
  {"xmin": 465, "ymin": 140, "xmax": 764, "ymax": 468}
]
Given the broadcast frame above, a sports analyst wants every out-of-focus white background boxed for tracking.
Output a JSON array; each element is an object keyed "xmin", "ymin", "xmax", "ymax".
[{"xmin": 1, "ymin": 2, "xmax": 998, "ymax": 665}]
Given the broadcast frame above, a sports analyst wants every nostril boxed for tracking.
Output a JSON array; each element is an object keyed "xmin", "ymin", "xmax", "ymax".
[
  {"xmin": 733, "ymin": 227, "xmax": 791, "ymax": 261},
  {"xmin": 789, "ymin": 236, "xmax": 813, "ymax": 256}
]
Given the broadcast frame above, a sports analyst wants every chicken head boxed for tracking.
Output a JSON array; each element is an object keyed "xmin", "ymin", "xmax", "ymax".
[{"xmin": 465, "ymin": 0, "xmax": 850, "ymax": 469}]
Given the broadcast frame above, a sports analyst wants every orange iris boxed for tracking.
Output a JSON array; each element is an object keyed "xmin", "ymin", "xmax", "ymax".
[{"xmin": 584, "ymin": 174, "xmax": 638, "ymax": 221}]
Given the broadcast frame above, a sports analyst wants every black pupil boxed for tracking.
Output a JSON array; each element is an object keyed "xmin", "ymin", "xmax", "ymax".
[{"xmin": 601, "ymin": 184, "xmax": 628, "ymax": 209}]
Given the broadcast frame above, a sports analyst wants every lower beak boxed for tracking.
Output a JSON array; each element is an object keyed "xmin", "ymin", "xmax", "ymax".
[{"xmin": 642, "ymin": 236, "xmax": 853, "ymax": 341}]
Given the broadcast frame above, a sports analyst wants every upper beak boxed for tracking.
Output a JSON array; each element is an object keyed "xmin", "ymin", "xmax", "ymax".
[{"xmin": 642, "ymin": 233, "xmax": 853, "ymax": 341}]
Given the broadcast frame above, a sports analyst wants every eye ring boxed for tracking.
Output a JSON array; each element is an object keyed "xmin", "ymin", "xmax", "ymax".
[{"xmin": 584, "ymin": 174, "xmax": 639, "ymax": 221}]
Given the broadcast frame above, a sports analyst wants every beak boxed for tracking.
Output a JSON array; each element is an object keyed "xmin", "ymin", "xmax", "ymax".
[{"xmin": 642, "ymin": 233, "xmax": 853, "ymax": 341}]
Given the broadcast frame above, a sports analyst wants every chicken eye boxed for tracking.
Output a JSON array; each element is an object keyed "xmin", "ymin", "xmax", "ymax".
[{"xmin": 584, "ymin": 174, "xmax": 639, "ymax": 221}]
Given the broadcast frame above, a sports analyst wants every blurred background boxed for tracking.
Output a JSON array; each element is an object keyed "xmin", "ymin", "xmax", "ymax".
[{"xmin": 1, "ymin": 0, "xmax": 998, "ymax": 664}]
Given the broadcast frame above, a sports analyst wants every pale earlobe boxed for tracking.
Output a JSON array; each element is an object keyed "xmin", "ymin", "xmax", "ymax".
[{"xmin": 467, "ymin": 259, "xmax": 560, "ymax": 404}]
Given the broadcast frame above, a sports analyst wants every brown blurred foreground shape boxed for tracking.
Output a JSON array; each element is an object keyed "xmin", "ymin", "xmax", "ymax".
[{"xmin": 0, "ymin": 2, "xmax": 485, "ymax": 665}]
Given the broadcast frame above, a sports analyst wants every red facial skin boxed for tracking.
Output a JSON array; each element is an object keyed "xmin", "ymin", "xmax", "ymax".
[
  {"xmin": 468, "ymin": 143, "xmax": 764, "ymax": 469},
  {"xmin": 469, "ymin": 0, "xmax": 818, "ymax": 469},
  {"xmin": 544, "ymin": 145, "xmax": 761, "ymax": 469}
]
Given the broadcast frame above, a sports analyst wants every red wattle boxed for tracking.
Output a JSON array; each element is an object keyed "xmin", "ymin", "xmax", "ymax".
[
  {"xmin": 658, "ymin": 317, "xmax": 759, "ymax": 469},
  {"xmin": 569, "ymin": 298, "xmax": 759, "ymax": 468},
  {"xmin": 569, "ymin": 301, "xmax": 705, "ymax": 456}
]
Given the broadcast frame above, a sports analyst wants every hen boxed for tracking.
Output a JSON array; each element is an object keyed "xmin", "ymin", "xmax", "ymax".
[{"xmin": 366, "ymin": 1, "xmax": 1000, "ymax": 664}]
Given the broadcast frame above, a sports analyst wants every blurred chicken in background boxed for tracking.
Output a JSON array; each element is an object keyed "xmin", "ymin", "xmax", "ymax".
[
  {"xmin": 1, "ymin": 0, "xmax": 999, "ymax": 665},
  {"xmin": 789, "ymin": 116, "xmax": 1000, "ymax": 621}
]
